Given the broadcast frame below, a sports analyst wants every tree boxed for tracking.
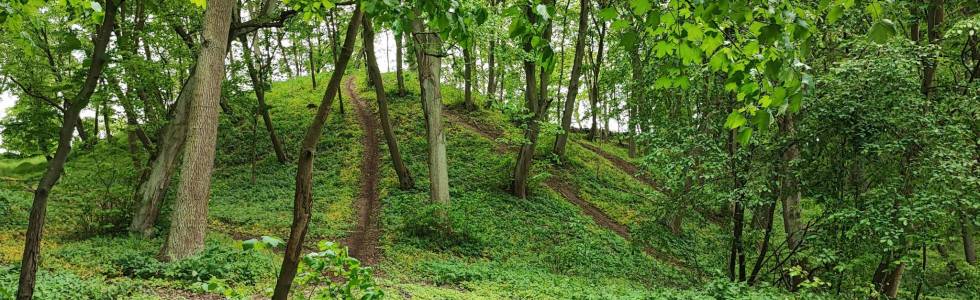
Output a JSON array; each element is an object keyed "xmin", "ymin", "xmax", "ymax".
[
  {"xmin": 15, "ymin": 1, "xmax": 119, "ymax": 298},
  {"xmin": 272, "ymin": 3, "xmax": 363, "ymax": 298},
  {"xmin": 159, "ymin": 0, "xmax": 235, "ymax": 261},
  {"xmin": 510, "ymin": 0, "xmax": 555, "ymax": 198},
  {"xmin": 362, "ymin": 15, "xmax": 415, "ymax": 190},
  {"xmin": 553, "ymin": 0, "xmax": 589, "ymax": 158}
]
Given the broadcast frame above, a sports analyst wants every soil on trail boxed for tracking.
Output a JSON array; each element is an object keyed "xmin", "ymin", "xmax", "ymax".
[
  {"xmin": 577, "ymin": 141, "xmax": 663, "ymax": 192},
  {"xmin": 346, "ymin": 78, "xmax": 382, "ymax": 265},
  {"xmin": 442, "ymin": 110, "xmax": 693, "ymax": 272}
]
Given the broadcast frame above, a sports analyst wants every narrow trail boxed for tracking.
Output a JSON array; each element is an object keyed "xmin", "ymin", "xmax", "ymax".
[
  {"xmin": 576, "ymin": 140, "xmax": 726, "ymax": 226},
  {"xmin": 346, "ymin": 77, "xmax": 382, "ymax": 265},
  {"xmin": 576, "ymin": 141, "xmax": 663, "ymax": 192},
  {"xmin": 442, "ymin": 110, "xmax": 693, "ymax": 272}
]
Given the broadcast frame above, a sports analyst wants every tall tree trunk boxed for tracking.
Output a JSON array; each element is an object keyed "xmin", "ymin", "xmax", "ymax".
[
  {"xmin": 410, "ymin": 12, "xmax": 451, "ymax": 206},
  {"xmin": 553, "ymin": 0, "xmax": 589, "ymax": 158},
  {"xmin": 159, "ymin": 0, "xmax": 234, "ymax": 261},
  {"xmin": 486, "ymin": 39, "xmax": 496, "ymax": 108},
  {"xmin": 272, "ymin": 6, "xmax": 362, "ymax": 299},
  {"xmin": 363, "ymin": 17, "xmax": 414, "ymax": 190},
  {"xmin": 329, "ymin": 10, "xmax": 346, "ymax": 115},
  {"xmin": 307, "ymin": 33, "xmax": 317, "ymax": 89},
  {"xmin": 16, "ymin": 1, "xmax": 117, "ymax": 298},
  {"xmin": 962, "ymin": 212, "xmax": 977, "ymax": 265},
  {"xmin": 512, "ymin": 1, "xmax": 552, "ymax": 198},
  {"xmin": 128, "ymin": 68, "xmax": 194, "ymax": 236},
  {"xmin": 395, "ymin": 32, "xmax": 406, "ymax": 96},
  {"xmin": 93, "ymin": 107, "xmax": 100, "ymax": 143},
  {"xmin": 921, "ymin": 0, "xmax": 943, "ymax": 98},
  {"xmin": 627, "ymin": 40, "xmax": 641, "ymax": 158},
  {"xmin": 587, "ymin": 21, "xmax": 605, "ymax": 141},
  {"xmin": 727, "ymin": 128, "xmax": 747, "ymax": 282},
  {"xmin": 463, "ymin": 45, "xmax": 476, "ymax": 110},
  {"xmin": 780, "ymin": 114, "xmax": 803, "ymax": 258},
  {"xmin": 103, "ymin": 102, "xmax": 112, "ymax": 139},
  {"xmin": 240, "ymin": 33, "xmax": 288, "ymax": 163}
]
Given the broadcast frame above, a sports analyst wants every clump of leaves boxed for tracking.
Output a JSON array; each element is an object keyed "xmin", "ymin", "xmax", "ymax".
[
  {"xmin": 399, "ymin": 204, "xmax": 486, "ymax": 256},
  {"xmin": 297, "ymin": 241, "xmax": 383, "ymax": 300}
]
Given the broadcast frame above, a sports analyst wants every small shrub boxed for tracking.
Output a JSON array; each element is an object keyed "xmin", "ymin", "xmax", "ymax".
[{"xmin": 399, "ymin": 204, "xmax": 486, "ymax": 256}]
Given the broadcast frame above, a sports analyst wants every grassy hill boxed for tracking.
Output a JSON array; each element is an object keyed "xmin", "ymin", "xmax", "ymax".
[{"xmin": 0, "ymin": 71, "xmax": 796, "ymax": 299}]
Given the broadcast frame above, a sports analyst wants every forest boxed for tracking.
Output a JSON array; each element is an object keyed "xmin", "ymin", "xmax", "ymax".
[{"xmin": 0, "ymin": 0, "xmax": 978, "ymax": 299}]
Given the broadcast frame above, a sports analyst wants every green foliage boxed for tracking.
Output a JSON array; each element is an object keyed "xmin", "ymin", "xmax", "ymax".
[{"xmin": 297, "ymin": 241, "xmax": 384, "ymax": 299}]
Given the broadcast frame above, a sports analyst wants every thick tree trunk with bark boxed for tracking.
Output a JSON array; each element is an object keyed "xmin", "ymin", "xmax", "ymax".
[
  {"xmin": 159, "ymin": 0, "xmax": 234, "ymax": 261},
  {"xmin": 128, "ymin": 70, "xmax": 193, "ymax": 236},
  {"xmin": 486, "ymin": 39, "xmax": 496, "ymax": 108},
  {"xmin": 16, "ymin": 1, "xmax": 118, "ymax": 298},
  {"xmin": 410, "ymin": 13, "xmax": 451, "ymax": 206},
  {"xmin": 553, "ymin": 0, "xmax": 589, "ymax": 158},
  {"xmin": 780, "ymin": 115, "xmax": 803, "ymax": 252},
  {"xmin": 363, "ymin": 17, "xmax": 414, "ymax": 190},
  {"xmin": 272, "ymin": 6, "xmax": 362, "ymax": 299},
  {"xmin": 921, "ymin": 0, "xmax": 943, "ymax": 98}
]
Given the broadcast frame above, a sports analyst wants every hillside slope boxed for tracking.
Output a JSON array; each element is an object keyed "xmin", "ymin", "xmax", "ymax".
[{"xmin": 0, "ymin": 72, "xmax": 792, "ymax": 299}]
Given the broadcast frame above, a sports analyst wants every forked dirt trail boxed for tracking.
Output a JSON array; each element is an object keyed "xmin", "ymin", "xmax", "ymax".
[{"xmin": 346, "ymin": 78, "xmax": 382, "ymax": 265}]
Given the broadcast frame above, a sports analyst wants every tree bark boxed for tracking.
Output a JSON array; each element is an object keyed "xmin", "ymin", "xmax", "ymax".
[
  {"xmin": 463, "ymin": 45, "xmax": 476, "ymax": 110},
  {"xmin": 962, "ymin": 212, "xmax": 977, "ymax": 265},
  {"xmin": 103, "ymin": 102, "xmax": 113, "ymax": 139},
  {"xmin": 307, "ymin": 33, "xmax": 317, "ymax": 89},
  {"xmin": 921, "ymin": 0, "xmax": 943, "ymax": 98},
  {"xmin": 553, "ymin": 0, "xmax": 589, "ymax": 158},
  {"xmin": 395, "ymin": 32, "xmax": 406, "ymax": 96},
  {"xmin": 486, "ymin": 39, "xmax": 496, "ymax": 108},
  {"xmin": 410, "ymin": 12, "xmax": 451, "ymax": 206},
  {"xmin": 240, "ymin": 33, "xmax": 288, "ymax": 163},
  {"xmin": 363, "ymin": 17, "xmax": 414, "ymax": 190},
  {"xmin": 128, "ymin": 68, "xmax": 194, "ymax": 236},
  {"xmin": 16, "ymin": 1, "xmax": 118, "ymax": 298},
  {"xmin": 780, "ymin": 115, "xmax": 803, "ymax": 253},
  {"xmin": 160, "ymin": 0, "xmax": 234, "ymax": 261},
  {"xmin": 587, "ymin": 20, "xmax": 605, "ymax": 141},
  {"xmin": 512, "ymin": 1, "xmax": 552, "ymax": 198},
  {"xmin": 272, "ymin": 6, "xmax": 362, "ymax": 299}
]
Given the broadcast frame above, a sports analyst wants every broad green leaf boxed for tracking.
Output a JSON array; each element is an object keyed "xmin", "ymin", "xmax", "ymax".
[
  {"xmin": 868, "ymin": 20, "xmax": 895, "ymax": 43},
  {"xmin": 598, "ymin": 7, "xmax": 618, "ymax": 21},
  {"xmin": 683, "ymin": 23, "xmax": 703, "ymax": 42},
  {"xmin": 736, "ymin": 127, "xmax": 753, "ymax": 144},
  {"xmin": 630, "ymin": 0, "xmax": 651, "ymax": 15},
  {"xmin": 725, "ymin": 111, "xmax": 747, "ymax": 129},
  {"xmin": 190, "ymin": 0, "xmax": 206, "ymax": 8},
  {"xmin": 611, "ymin": 19, "xmax": 629, "ymax": 31}
]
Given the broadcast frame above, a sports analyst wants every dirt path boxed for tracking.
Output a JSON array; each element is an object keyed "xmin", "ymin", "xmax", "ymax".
[
  {"xmin": 442, "ymin": 110, "xmax": 693, "ymax": 272},
  {"xmin": 346, "ymin": 78, "xmax": 382, "ymax": 265},
  {"xmin": 576, "ymin": 141, "xmax": 664, "ymax": 192}
]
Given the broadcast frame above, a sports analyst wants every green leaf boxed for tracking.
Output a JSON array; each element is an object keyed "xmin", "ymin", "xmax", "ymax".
[
  {"xmin": 630, "ymin": 0, "xmax": 651, "ymax": 15},
  {"xmin": 683, "ymin": 23, "xmax": 703, "ymax": 42},
  {"xmin": 654, "ymin": 41, "xmax": 674, "ymax": 57},
  {"xmin": 865, "ymin": 1, "xmax": 883, "ymax": 21},
  {"xmin": 654, "ymin": 76, "xmax": 672, "ymax": 89},
  {"xmin": 725, "ymin": 111, "xmax": 747, "ymax": 129},
  {"xmin": 190, "ymin": 0, "xmax": 206, "ymax": 8},
  {"xmin": 598, "ymin": 7, "xmax": 618, "ymax": 21},
  {"xmin": 261, "ymin": 236, "xmax": 285, "ymax": 249},
  {"xmin": 621, "ymin": 31, "xmax": 638, "ymax": 50},
  {"xmin": 611, "ymin": 19, "xmax": 629, "ymax": 31},
  {"xmin": 242, "ymin": 239, "xmax": 259, "ymax": 251},
  {"xmin": 868, "ymin": 20, "xmax": 896, "ymax": 43},
  {"xmin": 736, "ymin": 127, "xmax": 753, "ymax": 144},
  {"xmin": 678, "ymin": 42, "xmax": 702, "ymax": 64}
]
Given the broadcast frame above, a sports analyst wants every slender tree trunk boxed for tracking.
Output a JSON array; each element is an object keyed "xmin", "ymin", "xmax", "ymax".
[
  {"xmin": 240, "ymin": 33, "xmax": 288, "ymax": 163},
  {"xmin": 512, "ymin": 1, "xmax": 552, "ymax": 198},
  {"xmin": 93, "ymin": 107, "xmax": 100, "ymax": 142},
  {"xmin": 159, "ymin": 0, "xmax": 234, "ymax": 261},
  {"xmin": 553, "ymin": 0, "xmax": 589, "ymax": 158},
  {"xmin": 486, "ymin": 39, "xmax": 496, "ymax": 108},
  {"xmin": 395, "ymin": 33, "xmax": 406, "ymax": 96},
  {"xmin": 410, "ymin": 12, "xmax": 451, "ymax": 206},
  {"xmin": 363, "ymin": 17, "xmax": 414, "ymax": 190},
  {"xmin": 587, "ymin": 22, "xmax": 605, "ymax": 141},
  {"xmin": 272, "ymin": 6, "xmax": 362, "ymax": 299},
  {"xmin": 962, "ymin": 212, "xmax": 977, "ymax": 265},
  {"xmin": 17, "ymin": 1, "xmax": 117, "ymax": 298},
  {"xmin": 627, "ymin": 41, "xmax": 642, "ymax": 158},
  {"xmin": 329, "ymin": 10, "xmax": 346, "ymax": 115},
  {"xmin": 103, "ymin": 102, "xmax": 112, "ymax": 139},
  {"xmin": 921, "ymin": 0, "xmax": 943, "ymax": 98},
  {"xmin": 463, "ymin": 45, "xmax": 476, "ymax": 110},
  {"xmin": 307, "ymin": 33, "xmax": 317, "ymax": 89}
]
